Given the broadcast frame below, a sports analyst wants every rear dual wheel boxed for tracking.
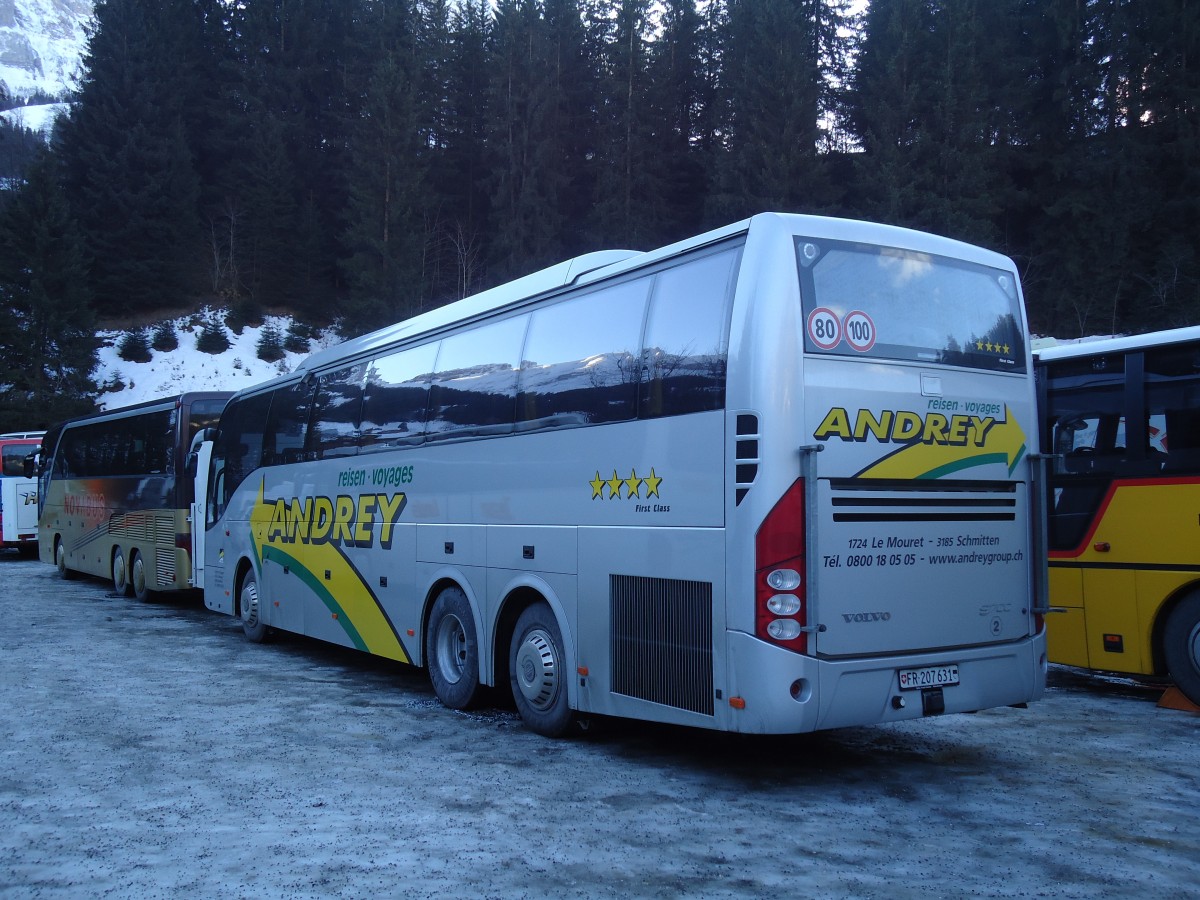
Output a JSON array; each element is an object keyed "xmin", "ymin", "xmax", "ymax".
[
  {"xmin": 129, "ymin": 551, "xmax": 152, "ymax": 602},
  {"xmin": 509, "ymin": 604, "xmax": 573, "ymax": 738}
]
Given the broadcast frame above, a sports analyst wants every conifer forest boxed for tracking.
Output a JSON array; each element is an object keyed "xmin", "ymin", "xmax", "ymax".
[{"xmin": 0, "ymin": 0, "xmax": 1198, "ymax": 428}]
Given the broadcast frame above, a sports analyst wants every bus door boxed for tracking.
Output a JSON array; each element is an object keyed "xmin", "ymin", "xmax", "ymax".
[{"xmin": 190, "ymin": 436, "xmax": 213, "ymax": 588}]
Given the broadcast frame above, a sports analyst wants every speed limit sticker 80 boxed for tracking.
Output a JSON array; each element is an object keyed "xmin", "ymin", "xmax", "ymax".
[{"xmin": 806, "ymin": 308, "xmax": 877, "ymax": 353}]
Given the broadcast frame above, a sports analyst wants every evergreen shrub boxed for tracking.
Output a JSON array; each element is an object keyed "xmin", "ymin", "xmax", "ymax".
[
  {"xmin": 196, "ymin": 319, "xmax": 231, "ymax": 354},
  {"xmin": 117, "ymin": 329, "xmax": 152, "ymax": 363},
  {"xmin": 151, "ymin": 321, "xmax": 178, "ymax": 352}
]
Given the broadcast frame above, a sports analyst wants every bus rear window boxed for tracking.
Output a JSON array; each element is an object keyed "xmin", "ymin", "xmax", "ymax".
[{"xmin": 797, "ymin": 238, "xmax": 1025, "ymax": 373}]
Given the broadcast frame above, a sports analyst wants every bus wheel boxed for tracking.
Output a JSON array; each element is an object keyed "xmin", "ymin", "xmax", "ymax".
[
  {"xmin": 239, "ymin": 571, "xmax": 269, "ymax": 643},
  {"xmin": 112, "ymin": 548, "xmax": 131, "ymax": 596},
  {"xmin": 1163, "ymin": 593, "xmax": 1200, "ymax": 707},
  {"xmin": 130, "ymin": 551, "xmax": 153, "ymax": 602},
  {"xmin": 426, "ymin": 587, "xmax": 481, "ymax": 710},
  {"xmin": 509, "ymin": 604, "xmax": 573, "ymax": 737},
  {"xmin": 55, "ymin": 539, "xmax": 77, "ymax": 580}
]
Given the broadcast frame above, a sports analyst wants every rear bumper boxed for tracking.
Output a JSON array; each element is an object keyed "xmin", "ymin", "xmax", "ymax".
[{"xmin": 724, "ymin": 630, "xmax": 1047, "ymax": 733}]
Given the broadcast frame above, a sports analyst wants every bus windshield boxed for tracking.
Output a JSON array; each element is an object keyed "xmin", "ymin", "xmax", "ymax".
[{"xmin": 797, "ymin": 237, "xmax": 1025, "ymax": 373}]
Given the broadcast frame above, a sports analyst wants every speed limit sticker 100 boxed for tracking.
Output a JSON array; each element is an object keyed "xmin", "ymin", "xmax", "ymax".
[
  {"xmin": 807, "ymin": 308, "xmax": 877, "ymax": 353},
  {"xmin": 843, "ymin": 310, "xmax": 876, "ymax": 352}
]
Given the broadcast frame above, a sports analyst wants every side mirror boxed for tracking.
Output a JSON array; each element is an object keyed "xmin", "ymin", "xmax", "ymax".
[{"xmin": 23, "ymin": 455, "xmax": 35, "ymax": 478}]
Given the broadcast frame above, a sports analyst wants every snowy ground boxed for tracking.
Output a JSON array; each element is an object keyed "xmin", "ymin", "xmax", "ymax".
[{"xmin": 1, "ymin": 552, "xmax": 1198, "ymax": 899}]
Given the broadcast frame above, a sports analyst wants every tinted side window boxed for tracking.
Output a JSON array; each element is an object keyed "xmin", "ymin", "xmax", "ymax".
[
  {"xmin": 427, "ymin": 316, "xmax": 526, "ymax": 439},
  {"xmin": 1044, "ymin": 357, "xmax": 1125, "ymax": 551},
  {"xmin": 2, "ymin": 443, "xmax": 34, "ymax": 476},
  {"xmin": 213, "ymin": 392, "xmax": 273, "ymax": 514},
  {"xmin": 308, "ymin": 364, "xmax": 365, "ymax": 459},
  {"xmin": 360, "ymin": 342, "xmax": 439, "ymax": 453},
  {"xmin": 186, "ymin": 398, "xmax": 228, "ymax": 449},
  {"xmin": 61, "ymin": 411, "xmax": 174, "ymax": 478},
  {"xmin": 263, "ymin": 382, "xmax": 315, "ymax": 466},
  {"xmin": 518, "ymin": 280, "xmax": 648, "ymax": 431},
  {"xmin": 640, "ymin": 249, "xmax": 737, "ymax": 418},
  {"xmin": 1145, "ymin": 345, "xmax": 1200, "ymax": 475}
]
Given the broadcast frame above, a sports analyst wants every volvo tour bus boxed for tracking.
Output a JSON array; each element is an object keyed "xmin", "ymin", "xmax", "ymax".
[
  {"xmin": 1037, "ymin": 326, "xmax": 1200, "ymax": 706},
  {"xmin": 198, "ymin": 213, "xmax": 1047, "ymax": 736},
  {"xmin": 39, "ymin": 392, "xmax": 230, "ymax": 598},
  {"xmin": 1, "ymin": 431, "xmax": 43, "ymax": 557}
]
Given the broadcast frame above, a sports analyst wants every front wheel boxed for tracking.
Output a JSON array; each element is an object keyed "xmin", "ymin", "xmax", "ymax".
[
  {"xmin": 130, "ymin": 550, "xmax": 154, "ymax": 602},
  {"xmin": 1163, "ymin": 593, "xmax": 1200, "ymax": 707},
  {"xmin": 55, "ymin": 539, "xmax": 77, "ymax": 580},
  {"xmin": 426, "ymin": 587, "xmax": 481, "ymax": 710},
  {"xmin": 239, "ymin": 571, "xmax": 269, "ymax": 643},
  {"xmin": 509, "ymin": 604, "xmax": 573, "ymax": 737}
]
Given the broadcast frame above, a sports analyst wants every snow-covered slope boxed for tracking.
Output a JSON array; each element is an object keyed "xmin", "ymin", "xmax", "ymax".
[
  {"xmin": 0, "ymin": 0, "xmax": 91, "ymax": 101},
  {"xmin": 95, "ymin": 314, "xmax": 340, "ymax": 411}
]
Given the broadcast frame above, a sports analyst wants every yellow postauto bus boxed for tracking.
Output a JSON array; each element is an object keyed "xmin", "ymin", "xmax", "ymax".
[{"xmin": 1036, "ymin": 326, "xmax": 1200, "ymax": 705}]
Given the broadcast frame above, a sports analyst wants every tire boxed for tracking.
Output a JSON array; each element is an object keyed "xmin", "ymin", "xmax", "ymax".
[
  {"xmin": 17, "ymin": 543, "xmax": 37, "ymax": 560},
  {"xmin": 1163, "ymin": 593, "xmax": 1200, "ymax": 707},
  {"xmin": 239, "ymin": 570, "xmax": 269, "ymax": 643},
  {"xmin": 130, "ymin": 550, "xmax": 154, "ymax": 602},
  {"xmin": 112, "ymin": 548, "xmax": 131, "ymax": 596},
  {"xmin": 426, "ymin": 587, "xmax": 482, "ymax": 710},
  {"xmin": 54, "ymin": 539, "xmax": 77, "ymax": 580},
  {"xmin": 509, "ymin": 603, "xmax": 573, "ymax": 737}
]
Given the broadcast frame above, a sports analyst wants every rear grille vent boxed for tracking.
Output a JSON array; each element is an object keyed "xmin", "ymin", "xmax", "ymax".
[
  {"xmin": 828, "ymin": 478, "xmax": 1017, "ymax": 524},
  {"xmin": 155, "ymin": 548, "xmax": 176, "ymax": 587},
  {"xmin": 611, "ymin": 575, "xmax": 714, "ymax": 716}
]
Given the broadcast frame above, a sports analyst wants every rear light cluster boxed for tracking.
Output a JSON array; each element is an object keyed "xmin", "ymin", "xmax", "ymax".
[{"xmin": 755, "ymin": 479, "xmax": 808, "ymax": 654}]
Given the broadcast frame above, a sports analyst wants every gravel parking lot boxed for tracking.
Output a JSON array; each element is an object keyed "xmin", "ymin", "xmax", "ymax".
[{"xmin": 1, "ymin": 551, "xmax": 1197, "ymax": 899}]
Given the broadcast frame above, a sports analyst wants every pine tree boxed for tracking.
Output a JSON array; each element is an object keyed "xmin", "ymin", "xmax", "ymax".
[
  {"xmin": 438, "ymin": 0, "xmax": 493, "ymax": 299},
  {"xmin": 588, "ymin": 0, "xmax": 658, "ymax": 247},
  {"xmin": 117, "ymin": 328, "xmax": 152, "ymax": 363},
  {"xmin": 54, "ymin": 0, "xmax": 206, "ymax": 316},
  {"xmin": 849, "ymin": 0, "xmax": 1022, "ymax": 247},
  {"xmin": 226, "ymin": 0, "xmax": 358, "ymax": 314},
  {"xmin": 0, "ymin": 152, "xmax": 97, "ymax": 432},
  {"xmin": 256, "ymin": 320, "xmax": 286, "ymax": 362},
  {"xmin": 196, "ymin": 316, "xmax": 231, "ymax": 354},
  {"xmin": 487, "ymin": 0, "xmax": 595, "ymax": 279},
  {"xmin": 710, "ymin": 0, "xmax": 854, "ymax": 222},
  {"xmin": 151, "ymin": 321, "xmax": 179, "ymax": 352},
  {"xmin": 339, "ymin": 0, "xmax": 428, "ymax": 336},
  {"xmin": 642, "ymin": 0, "xmax": 709, "ymax": 243}
]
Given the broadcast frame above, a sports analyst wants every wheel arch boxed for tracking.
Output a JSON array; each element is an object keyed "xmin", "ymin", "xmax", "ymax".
[
  {"xmin": 418, "ymin": 570, "xmax": 483, "ymax": 672},
  {"xmin": 233, "ymin": 555, "xmax": 257, "ymax": 617},
  {"xmin": 1151, "ymin": 579, "xmax": 1200, "ymax": 676},
  {"xmin": 492, "ymin": 576, "xmax": 576, "ymax": 701}
]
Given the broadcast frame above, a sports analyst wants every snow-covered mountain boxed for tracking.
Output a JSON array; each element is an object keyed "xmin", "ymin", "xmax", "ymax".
[{"xmin": 0, "ymin": 0, "xmax": 91, "ymax": 102}]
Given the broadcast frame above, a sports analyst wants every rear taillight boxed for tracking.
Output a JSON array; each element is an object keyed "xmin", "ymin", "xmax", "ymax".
[{"xmin": 755, "ymin": 479, "xmax": 808, "ymax": 654}]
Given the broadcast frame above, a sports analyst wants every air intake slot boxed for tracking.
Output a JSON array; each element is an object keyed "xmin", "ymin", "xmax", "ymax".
[
  {"xmin": 611, "ymin": 575, "xmax": 714, "ymax": 716},
  {"xmin": 734, "ymin": 413, "xmax": 760, "ymax": 506},
  {"xmin": 827, "ymin": 478, "xmax": 1017, "ymax": 524}
]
